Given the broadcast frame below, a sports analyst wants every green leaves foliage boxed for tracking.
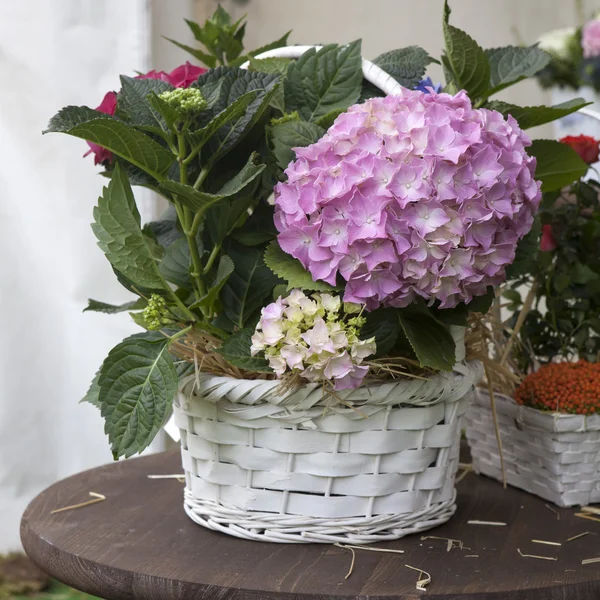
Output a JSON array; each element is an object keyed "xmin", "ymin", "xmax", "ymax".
[
  {"xmin": 485, "ymin": 46, "xmax": 551, "ymax": 94},
  {"xmin": 44, "ymin": 106, "xmax": 174, "ymax": 181},
  {"xmin": 92, "ymin": 165, "xmax": 168, "ymax": 290},
  {"xmin": 118, "ymin": 76, "xmax": 172, "ymax": 137},
  {"xmin": 98, "ymin": 332, "xmax": 178, "ymax": 458},
  {"xmin": 221, "ymin": 242, "xmax": 281, "ymax": 328},
  {"xmin": 191, "ymin": 255, "xmax": 234, "ymax": 310},
  {"xmin": 80, "ymin": 370, "xmax": 101, "ymax": 408},
  {"xmin": 373, "ymin": 46, "xmax": 437, "ymax": 89},
  {"xmin": 442, "ymin": 1, "xmax": 490, "ymax": 99},
  {"xmin": 360, "ymin": 309, "xmax": 400, "ymax": 357},
  {"xmin": 264, "ymin": 240, "xmax": 337, "ymax": 293},
  {"xmin": 397, "ymin": 308, "xmax": 456, "ymax": 371},
  {"xmin": 160, "ymin": 153, "xmax": 265, "ymax": 213},
  {"xmin": 159, "ymin": 237, "xmax": 195, "ymax": 288},
  {"xmin": 486, "ymin": 98, "xmax": 590, "ymax": 130},
  {"xmin": 506, "ymin": 217, "xmax": 541, "ymax": 280},
  {"xmin": 269, "ymin": 120, "xmax": 326, "ymax": 170},
  {"xmin": 248, "ymin": 57, "xmax": 292, "ymax": 75},
  {"xmin": 284, "ymin": 42, "xmax": 363, "ymax": 122},
  {"xmin": 529, "ymin": 140, "xmax": 589, "ymax": 192},
  {"xmin": 84, "ymin": 298, "xmax": 146, "ymax": 313},
  {"xmin": 218, "ymin": 328, "xmax": 272, "ymax": 371}
]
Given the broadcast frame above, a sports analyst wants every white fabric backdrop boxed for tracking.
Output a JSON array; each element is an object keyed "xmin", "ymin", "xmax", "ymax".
[{"xmin": 0, "ymin": 0, "xmax": 198, "ymax": 552}]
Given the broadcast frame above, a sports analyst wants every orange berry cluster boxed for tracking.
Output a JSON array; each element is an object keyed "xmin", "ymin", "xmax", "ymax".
[{"xmin": 515, "ymin": 361, "xmax": 600, "ymax": 415}]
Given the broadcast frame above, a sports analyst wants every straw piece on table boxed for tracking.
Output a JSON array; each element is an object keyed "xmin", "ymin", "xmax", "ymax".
[
  {"xmin": 582, "ymin": 557, "xmax": 600, "ymax": 565},
  {"xmin": 468, "ymin": 520, "xmax": 507, "ymax": 526},
  {"xmin": 566, "ymin": 532, "xmax": 596, "ymax": 542},
  {"xmin": 532, "ymin": 540, "xmax": 562, "ymax": 547},
  {"xmin": 50, "ymin": 492, "xmax": 106, "ymax": 514},
  {"xmin": 518, "ymin": 549, "xmax": 557, "ymax": 561},
  {"xmin": 404, "ymin": 565, "xmax": 431, "ymax": 591}
]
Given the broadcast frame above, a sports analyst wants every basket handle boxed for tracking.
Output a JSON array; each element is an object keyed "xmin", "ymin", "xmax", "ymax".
[
  {"xmin": 578, "ymin": 106, "xmax": 600, "ymax": 123},
  {"xmin": 240, "ymin": 45, "xmax": 403, "ymax": 97}
]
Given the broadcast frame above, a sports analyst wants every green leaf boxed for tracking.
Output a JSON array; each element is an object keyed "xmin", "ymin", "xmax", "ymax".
[
  {"xmin": 98, "ymin": 332, "xmax": 178, "ymax": 458},
  {"xmin": 80, "ymin": 370, "xmax": 101, "ymax": 408},
  {"xmin": 360, "ymin": 309, "xmax": 400, "ymax": 357},
  {"xmin": 188, "ymin": 89, "xmax": 258, "ymax": 150},
  {"xmin": 442, "ymin": 1, "xmax": 490, "ymax": 98},
  {"xmin": 191, "ymin": 255, "xmax": 235, "ymax": 309},
  {"xmin": 118, "ymin": 76, "xmax": 172, "ymax": 136},
  {"xmin": 232, "ymin": 201, "xmax": 278, "ymax": 246},
  {"xmin": 269, "ymin": 120, "xmax": 326, "ymax": 170},
  {"xmin": 486, "ymin": 98, "xmax": 591, "ymax": 130},
  {"xmin": 529, "ymin": 139, "xmax": 589, "ymax": 192},
  {"xmin": 373, "ymin": 46, "xmax": 436, "ymax": 89},
  {"xmin": 467, "ymin": 287, "xmax": 496, "ymax": 314},
  {"xmin": 285, "ymin": 42, "xmax": 363, "ymax": 122},
  {"xmin": 248, "ymin": 56, "xmax": 292, "ymax": 75},
  {"xmin": 84, "ymin": 298, "xmax": 146, "ymax": 313},
  {"xmin": 314, "ymin": 109, "xmax": 346, "ymax": 129},
  {"xmin": 242, "ymin": 31, "xmax": 293, "ymax": 62},
  {"xmin": 264, "ymin": 240, "xmax": 337, "ymax": 292},
  {"xmin": 44, "ymin": 106, "xmax": 174, "ymax": 180},
  {"xmin": 164, "ymin": 38, "xmax": 217, "ymax": 68},
  {"xmin": 195, "ymin": 67, "xmax": 280, "ymax": 163},
  {"xmin": 159, "ymin": 237, "xmax": 194, "ymax": 288},
  {"xmin": 160, "ymin": 152, "xmax": 265, "ymax": 213},
  {"xmin": 92, "ymin": 165, "xmax": 168, "ymax": 290},
  {"xmin": 218, "ymin": 328, "xmax": 272, "ymax": 372},
  {"xmin": 506, "ymin": 217, "xmax": 541, "ymax": 279},
  {"xmin": 397, "ymin": 308, "xmax": 456, "ymax": 371},
  {"xmin": 221, "ymin": 243, "xmax": 281, "ymax": 328},
  {"xmin": 485, "ymin": 46, "xmax": 551, "ymax": 95}
]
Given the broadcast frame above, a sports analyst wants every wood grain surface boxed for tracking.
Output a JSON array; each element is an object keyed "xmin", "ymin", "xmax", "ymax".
[{"xmin": 21, "ymin": 449, "xmax": 600, "ymax": 600}]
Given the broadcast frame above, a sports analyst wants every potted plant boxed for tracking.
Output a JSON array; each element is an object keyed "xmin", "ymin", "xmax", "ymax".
[
  {"xmin": 47, "ymin": 2, "xmax": 589, "ymax": 542},
  {"xmin": 536, "ymin": 14, "xmax": 600, "ymax": 143},
  {"xmin": 466, "ymin": 136, "xmax": 600, "ymax": 507}
]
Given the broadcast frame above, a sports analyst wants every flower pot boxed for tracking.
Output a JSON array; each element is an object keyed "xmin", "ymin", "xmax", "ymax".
[
  {"xmin": 465, "ymin": 390, "xmax": 600, "ymax": 507},
  {"xmin": 173, "ymin": 358, "xmax": 482, "ymax": 544}
]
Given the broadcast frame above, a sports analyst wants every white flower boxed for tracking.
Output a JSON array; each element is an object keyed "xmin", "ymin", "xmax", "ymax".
[
  {"xmin": 538, "ymin": 27, "xmax": 577, "ymax": 61},
  {"xmin": 280, "ymin": 345, "xmax": 306, "ymax": 370},
  {"xmin": 250, "ymin": 331, "xmax": 266, "ymax": 355},
  {"xmin": 262, "ymin": 320, "xmax": 284, "ymax": 345},
  {"xmin": 317, "ymin": 293, "xmax": 341, "ymax": 313}
]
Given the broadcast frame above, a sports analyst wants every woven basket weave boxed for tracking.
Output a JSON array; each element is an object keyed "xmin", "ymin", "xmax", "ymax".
[
  {"xmin": 174, "ymin": 354, "xmax": 482, "ymax": 544},
  {"xmin": 465, "ymin": 391, "xmax": 600, "ymax": 507}
]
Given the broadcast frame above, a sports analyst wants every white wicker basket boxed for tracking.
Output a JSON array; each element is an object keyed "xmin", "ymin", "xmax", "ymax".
[{"xmin": 465, "ymin": 390, "xmax": 600, "ymax": 507}]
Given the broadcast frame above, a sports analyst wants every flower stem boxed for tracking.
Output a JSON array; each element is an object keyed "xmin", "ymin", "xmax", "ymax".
[{"xmin": 202, "ymin": 243, "xmax": 222, "ymax": 275}]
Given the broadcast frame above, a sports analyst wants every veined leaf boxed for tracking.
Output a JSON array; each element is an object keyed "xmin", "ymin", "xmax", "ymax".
[
  {"xmin": 118, "ymin": 76, "xmax": 172, "ymax": 136},
  {"xmin": 159, "ymin": 153, "xmax": 265, "ymax": 213},
  {"xmin": 373, "ymin": 46, "xmax": 436, "ymax": 89},
  {"xmin": 218, "ymin": 328, "xmax": 272, "ymax": 371},
  {"xmin": 248, "ymin": 57, "xmax": 292, "ymax": 75},
  {"xmin": 506, "ymin": 217, "xmax": 541, "ymax": 279},
  {"xmin": 285, "ymin": 41, "xmax": 363, "ymax": 122},
  {"xmin": 159, "ymin": 237, "xmax": 194, "ymax": 288},
  {"xmin": 398, "ymin": 307, "xmax": 456, "ymax": 371},
  {"xmin": 442, "ymin": 1, "xmax": 490, "ymax": 99},
  {"xmin": 84, "ymin": 298, "xmax": 146, "ymax": 313},
  {"xmin": 360, "ymin": 309, "xmax": 400, "ymax": 357},
  {"xmin": 221, "ymin": 242, "xmax": 281, "ymax": 328},
  {"xmin": 264, "ymin": 240, "xmax": 337, "ymax": 292},
  {"xmin": 191, "ymin": 255, "xmax": 235, "ymax": 309},
  {"xmin": 485, "ymin": 98, "xmax": 591, "ymax": 130},
  {"xmin": 44, "ymin": 106, "xmax": 174, "ymax": 180},
  {"xmin": 486, "ymin": 46, "xmax": 551, "ymax": 95},
  {"xmin": 269, "ymin": 120, "xmax": 326, "ymax": 170},
  {"xmin": 98, "ymin": 332, "xmax": 178, "ymax": 458},
  {"xmin": 529, "ymin": 139, "xmax": 589, "ymax": 192},
  {"xmin": 80, "ymin": 370, "xmax": 101, "ymax": 408},
  {"xmin": 92, "ymin": 165, "xmax": 168, "ymax": 290},
  {"xmin": 164, "ymin": 38, "xmax": 217, "ymax": 68}
]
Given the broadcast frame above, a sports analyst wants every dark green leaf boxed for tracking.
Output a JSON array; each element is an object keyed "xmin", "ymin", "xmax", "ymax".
[
  {"xmin": 80, "ymin": 370, "xmax": 101, "ymax": 408},
  {"xmin": 269, "ymin": 120, "xmax": 326, "ymax": 170},
  {"xmin": 264, "ymin": 240, "xmax": 337, "ymax": 292},
  {"xmin": 285, "ymin": 42, "xmax": 363, "ymax": 122},
  {"xmin": 398, "ymin": 307, "xmax": 456, "ymax": 371},
  {"xmin": 360, "ymin": 309, "xmax": 400, "ymax": 357},
  {"xmin": 442, "ymin": 1, "xmax": 490, "ymax": 98},
  {"xmin": 118, "ymin": 76, "xmax": 172, "ymax": 136},
  {"xmin": 164, "ymin": 38, "xmax": 217, "ymax": 68},
  {"xmin": 248, "ymin": 57, "xmax": 291, "ymax": 75},
  {"xmin": 84, "ymin": 298, "xmax": 146, "ymax": 313},
  {"xmin": 434, "ymin": 303, "xmax": 469, "ymax": 327},
  {"xmin": 486, "ymin": 98, "xmax": 591, "ymax": 130},
  {"xmin": 221, "ymin": 242, "xmax": 281, "ymax": 328},
  {"xmin": 218, "ymin": 328, "xmax": 272, "ymax": 372},
  {"xmin": 486, "ymin": 46, "xmax": 551, "ymax": 95},
  {"xmin": 92, "ymin": 165, "xmax": 168, "ymax": 290},
  {"xmin": 99, "ymin": 332, "xmax": 177, "ymax": 458},
  {"xmin": 529, "ymin": 139, "xmax": 589, "ymax": 192},
  {"xmin": 506, "ymin": 217, "xmax": 541, "ymax": 279},
  {"xmin": 191, "ymin": 255, "xmax": 235, "ymax": 309},
  {"xmin": 232, "ymin": 201, "xmax": 278, "ymax": 246},
  {"xmin": 467, "ymin": 287, "xmax": 496, "ymax": 314},
  {"xmin": 159, "ymin": 237, "xmax": 194, "ymax": 288},
  {"xmin": 45, "ymin": 106, "xmax": 174, "ymax": 180},
  {"xmin": 373, "ymin": 46, "xmax": 436, "ymax": 89}
]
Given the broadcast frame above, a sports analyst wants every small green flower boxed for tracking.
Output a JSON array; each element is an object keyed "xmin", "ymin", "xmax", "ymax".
[
  {"xmin": 159, "ymin": 88, "xmax": 207, "ymax": 117},
  {"xmin": 270, "ymin": 111, "xmax": 300, "ymax": 126},
  {"xmin": 142, "ymin": 294, "xmax": 175, "ymax": 331}
]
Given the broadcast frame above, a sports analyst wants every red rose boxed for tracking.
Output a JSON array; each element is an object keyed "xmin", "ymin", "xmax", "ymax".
[
  {"xmin": 84, "ymin": 91, "xmax": 117, "ymax": 165},
  {"xmin": 560, "ymin": 134, "xmax": 600, "ymax": 164},
  {"xmin": 540, "ymin": 224, "xmax": 557, "ymax": 252}
]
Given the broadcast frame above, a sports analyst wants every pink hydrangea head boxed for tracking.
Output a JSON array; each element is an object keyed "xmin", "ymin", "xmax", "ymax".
[
  {"xmin": 274, "ymin": 90, "xmax": 542, "ymax": 309},
  {"xmin": 583, "ymin": 19, "xmax": 600, "ymax": 58},
  {"xmin": 136, "ymin": 62, "xmax": 207, "ymax": 88}
]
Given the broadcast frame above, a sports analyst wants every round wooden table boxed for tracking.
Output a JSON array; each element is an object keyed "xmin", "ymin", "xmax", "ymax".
[{"xmin": 21, "ymin": 450, "xmax": 600, "ymax": 600}]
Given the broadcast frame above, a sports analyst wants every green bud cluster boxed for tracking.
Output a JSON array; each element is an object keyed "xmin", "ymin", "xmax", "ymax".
[
  {"xmin": 270, "ymin": 111, "xmax": 300, "ymax": 126},
  {"xmin": 142, "ymin": 294, "xmax": 175, "ymax": 331},
  {"xmin": 159, "ymin": 88, "xmax": 207, "ymax": 117}
]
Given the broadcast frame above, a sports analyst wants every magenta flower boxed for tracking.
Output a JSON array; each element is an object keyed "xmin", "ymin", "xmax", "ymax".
[
  {"xmin": 583, "ymin": 19, "xmax": 600, "ymax": 58},
  {"xmin": 274, "ymin": 90, "xmax": 541, "ymax": 309}
]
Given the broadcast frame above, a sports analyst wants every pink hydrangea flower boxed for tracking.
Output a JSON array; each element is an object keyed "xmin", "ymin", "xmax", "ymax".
[
  {"xmin": 274, "ymin": 90, "xmax": 542, "ymax": 309},
  {"xmin": 84, "ymin": 91, "xmax": 117, "ymax": 165},
  {"xmin": 582, "ymin": 19, "xmax": 600, "ymax": 58}
]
